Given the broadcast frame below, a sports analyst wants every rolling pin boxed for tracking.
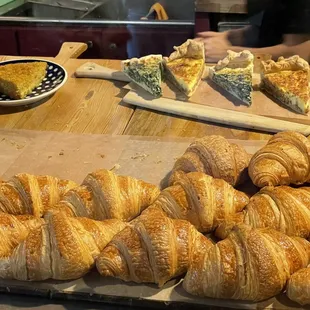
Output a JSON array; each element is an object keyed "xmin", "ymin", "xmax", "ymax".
[
  {"xmin": 123, "ymin": 91, "xmax": 310, "ymax": 136},
  {"xmin": 75, "ymin": 62, "xmax": 130, "ymax": 82}
]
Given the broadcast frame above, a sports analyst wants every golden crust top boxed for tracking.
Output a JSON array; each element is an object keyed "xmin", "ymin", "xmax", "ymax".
[
  {"xmin": 164, "ymin": 39, "xmax": 205, "ymax": 62},
  {"xmin": 261, "ymin": 55, "xmax": 309, "ymax": 74},
  {"xmin": 214, "ymin": 50, "xmax": 254, "ymax": 71},
  {"xmin": 121, "ymin": 54, "xmax": 163, "ymax": 69}
]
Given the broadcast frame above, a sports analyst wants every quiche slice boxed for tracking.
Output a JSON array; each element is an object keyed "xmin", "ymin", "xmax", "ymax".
[
  {"xmin": 163, "ymin": 39, "xmax": 205, "ymax": 97},
  {"xmin": 209, "ymin": 50, "xmax": 254, "ymax": 106},
  {"xmin": 122, "ymin": 55, "xmax": 163, "ymax": 97},
  {"xmin": 0, "ymin": 62, "xmax": 47, "ymax": 99},
  {"xmin": 261, "ymin": 55, "xmax": 310, "ymax": 114}
]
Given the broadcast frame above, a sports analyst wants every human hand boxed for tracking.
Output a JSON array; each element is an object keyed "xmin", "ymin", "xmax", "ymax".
[
  {"xmin": 196, "ymin": 35, "xmax": 233, "ymax": 63},
  {"xmin": 196, "ymin": 31, "xmax": 228, "ymax": 40}
]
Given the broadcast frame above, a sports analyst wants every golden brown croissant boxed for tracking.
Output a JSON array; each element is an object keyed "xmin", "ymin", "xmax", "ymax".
[
  {"xmin": 170, "ymin": 135, "xmax": 251, "ymax": 187},
  {"xmin": 183, "ymin": 224, "xmax": 310, "ymax": 302},
  {"xmin": 286, "ymin": 268, "xmax": 310, "ymax": 305},
  {"xmin": 96, "ymin": 206, "xmax": 213, "ymax": 287},
  {"xmin": 50, "ymin": 169, "xmax": 160, "ymax": 221},
  {"xmin": 215, "ymin": 186, "xmax": 310, "ymax": 239},
  {"xmin": 0, "ymin": 212, "xmax": 44, "ymax": 258},
  {"xmin": 249, "ymin": 131, "xmax": 310, "ymax": 187},
  {"xmin": 0, "ymin": 173, "xmax": 77, "ymax": 217},
  {"xmin": 152, "ymin": 171, "xmax": 249, "ymax": 233},
  {"xmin": 0, "ymin": 211, "xmax": 127, "ymax": 281}
]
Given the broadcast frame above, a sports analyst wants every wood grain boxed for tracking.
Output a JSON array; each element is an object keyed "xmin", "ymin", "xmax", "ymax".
[
  {"xmin": 124, "ymin": 107, "xmax": 271, "ymax": 140},
  {"xmin": 123, "ymin": 91, "xmax": 310, "ymax": 135},
  {"xmin": 0, "ymin": 54, "xmax": 280, "ymax": 140},
  {"xmin": 0, "ymin": 58, "xmax": 134, "ymax": 134}
]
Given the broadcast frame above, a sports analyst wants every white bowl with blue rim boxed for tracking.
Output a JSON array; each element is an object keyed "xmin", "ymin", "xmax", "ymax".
[{"xmin": 0, "ymin": 59, "xmax": 67, "ymax": 107}]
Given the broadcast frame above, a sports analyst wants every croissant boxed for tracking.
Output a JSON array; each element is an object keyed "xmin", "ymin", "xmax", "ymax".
[
  {"xmin": 0, "ymin": 211, "xmax": 127, "ymax": 281},
  {"xmin": 96, "ymin": 206, "xmax": 213, "ymax": 287},
  {"xmin": 49, "ymin": 169, "xmax": 160, "ymax": 221},
  {"xmin": 0, "ymin": 173, "xmax": 77, "ymax": 217},
  {"xmin": 286, "ymin": 268, "xmax": 310, "ymax": 305},
  {"xmin": 152, "ymin": 171, "xmax": 249, "ymax": 233},
  {"xmin": 215, "ymin": 186, "xmax": 310, "ymax": 239},
  {"xmin": 183, "ymin": 224, "xmax": 310, "ymax": 302},
  {"xmin": 170, "ymin": 135, "xmax": 251, "ymax": 187},
  {"xmin": 249, "ymin": 131, "xmax": 310, "ymax": 187},
  {"xmin": 0, "ymin": 212, "xmax": 44, "ymax": 258}
]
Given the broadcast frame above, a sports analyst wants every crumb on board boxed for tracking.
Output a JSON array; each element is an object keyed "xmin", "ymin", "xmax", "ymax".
[
  {"xmin": 131, "ymin": 153, "xmax": 149, "ymax": 161},
  {"xmin": 1, "ymin": 137, "xmax": 25, "ymax": 150},
  {"xmin": 110, "ymin": 164, "xmax": 121, "ymax": 171},
  {"xmin": 59, "ymin": 150, "xmax": 64, "ymax": 156},
  {"xmin": 48, "ymin": 156, "xmax": 52, "ymax": 159},
  {"xmin": 98, "ymin": 154, "xmax": 105, "ymax": 159}
]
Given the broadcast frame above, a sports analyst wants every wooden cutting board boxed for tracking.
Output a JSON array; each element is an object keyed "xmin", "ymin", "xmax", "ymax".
[
  {"xmin": 76, "ymin": 60, "xmax": 310, "ymax": 135},
  {"xmin": 0, "ymin": 128, "xmax": 308, "ymax": 309},
  {"xmin": 124, "ymin": 68, "xmax": 310, "ymax": 125}
]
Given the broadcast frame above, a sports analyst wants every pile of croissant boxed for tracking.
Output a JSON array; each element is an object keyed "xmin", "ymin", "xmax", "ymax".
[{"xmin": 1, "ymin": 131, "xmax": 310, "ymax": 306}]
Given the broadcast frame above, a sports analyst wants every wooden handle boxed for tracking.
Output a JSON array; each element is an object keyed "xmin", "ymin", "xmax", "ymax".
[
  {"xmin": 123, "ymin": 91, "xmax": 310, "ymax": 135},
  {"xmin": 55, "ymin": 42, "xmax": 88, "ymax": 65},
  {"xmin": 75, "ymin": 62, "xmax": 130, "ymax": 82}
]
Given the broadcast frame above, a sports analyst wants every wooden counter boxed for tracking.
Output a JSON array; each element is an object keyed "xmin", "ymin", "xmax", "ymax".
[{"xmin": 0, "ymin": 55, "xmax": 270, "ymax": 140}]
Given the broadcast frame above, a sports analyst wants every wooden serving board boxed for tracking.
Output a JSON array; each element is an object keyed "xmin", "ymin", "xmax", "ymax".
[
  {"xmin": 75, "ymin": 61, "xmax": 310, "ymax": 135},
  {"xmin": 125, "ymin": 69, "xmax": 310, "ymax": 125},
  {"xmin": 0, "ymin": 128, "xmax": 308, "ymax": 309}
]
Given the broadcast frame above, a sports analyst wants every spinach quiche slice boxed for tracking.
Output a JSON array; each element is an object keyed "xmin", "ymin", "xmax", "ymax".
[
  {"xmin": 209, "ymin": 50, "xmax": 254, "ymax": 106},
  {"xmin": 163, "ymin": 39, "xmax": 205, "ymax": 97},
  {"xmin": 122, "ymin": 55, "xmax": 163, "ymax": 97},
  {"xmin": 261, "ymin": 56, "xmax": 310, "ymax": 114}
]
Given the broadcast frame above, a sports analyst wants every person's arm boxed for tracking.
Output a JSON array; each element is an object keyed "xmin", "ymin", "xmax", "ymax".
[{"xmin": 197, "ymin": 26, "xmax": 252, "ymax": 46}]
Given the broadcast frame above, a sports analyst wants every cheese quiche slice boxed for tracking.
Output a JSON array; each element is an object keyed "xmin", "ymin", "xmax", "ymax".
[
  {"xmin": 0, "ymin": 62, "xmax": 47, "ymax": 99},
  {"xmin": 209, "ymin": 50, "xmax": 254, "ymax": 106},
  {"xmin": 261, "ymin": 56, "xmax": 310, "ymax": 114},
  {"xmin": 122, "ymin": 55, "xmax": 163, "ymax": 97},
  {"xmin": 163, "ymin": 39, "xmax": 205, "ymax": 97}
]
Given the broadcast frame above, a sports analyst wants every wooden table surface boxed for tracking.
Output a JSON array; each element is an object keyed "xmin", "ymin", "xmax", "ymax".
[{"xmin": 0, "ymin": 55, "xmax": 271, "ymax": 140}]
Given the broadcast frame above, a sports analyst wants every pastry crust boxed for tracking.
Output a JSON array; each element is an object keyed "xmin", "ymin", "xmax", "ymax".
[
  {"xmin": 0, "ymin": 212, "xmax": 127, "ymax": 281},
  {"xmin": 0, "ymin": 62, "xmax": 47, "ymax": 99},
  {"xmin": 165, "ymin": 39, "xmax": 205, "ymax": 62},
  {"xmin": 216, "ymin": 185, "xmax": 310, "ymax": 240},
  {"xmin": 122, "ymin": 54, "xmax": 163, "ymax": 69},
  {"xmin": 163, "ymin": 39, "xmax": 205, "ymax": 97},
  {"xmin": 0, "ymin": 174, "xmax": 77, "ymax": 217},
  {"xmin": 213, "ymin": 50, "xmax": 254, "ymax": 72},
  {"xmin": 209, "ymin": 50, "xmax": 254, "ymax": 106},
  {"xmin": 170, "ymin": 135, "xmax": 251, "ymax": 186},
  {"xmin": 261, "ymin": 55, "xmax": 309, "ymax": 74},
  {"xmin": 183, "ymin": 224, "xmax": 310, "ymax": 302},
  {"xmin": 249, "ymin": 131, "xmax": 310, "ymax": 187},
  {"xmin": 122, "ymin": 55, "xmax": 163, "ymax": 97},
  {"xmin": 287, "ymin": 268, "xmax": 310, "ymax": 305},
  {"xmin": 96, "ymin": 206, "xmax": 213, "ymax": 287},
  {"xmin": 49, "ymin": 169, "xmax": 160, "ymax": 222},
  {"xmin": 153, "ymin": 171, "xmax": 249, "ymax": 233}
]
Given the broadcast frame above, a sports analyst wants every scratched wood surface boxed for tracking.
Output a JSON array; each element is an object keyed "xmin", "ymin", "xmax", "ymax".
[
  {"xmin": 0, "ymin": 56, "xmax": 134, "ymax": 135},
  {"xmin": 0, "ymin": 49, "xmax": 271, "ymax": 140}
]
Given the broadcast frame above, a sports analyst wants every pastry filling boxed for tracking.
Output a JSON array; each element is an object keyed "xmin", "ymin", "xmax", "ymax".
[
  {"xmin": 211, "ymin": 66, "xmax": 253, "ymax": 105},
  {"xmin": 262, "ymin": 70, "xmax": 309, "ymax": 114}
]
